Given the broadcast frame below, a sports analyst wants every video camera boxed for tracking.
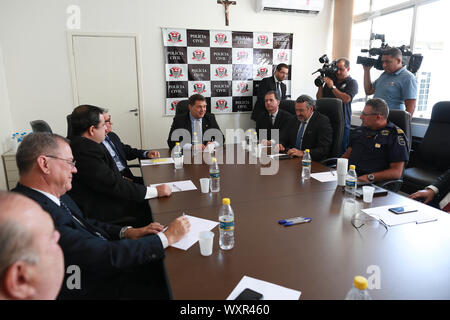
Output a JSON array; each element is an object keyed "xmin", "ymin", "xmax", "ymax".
[
  {"xmin": 356, "ymin": 33, "xmax": 423, "ymax": 74},
  {"xmin": 312, "ymin": 54, "xmax": 338, "ymax": 87}
]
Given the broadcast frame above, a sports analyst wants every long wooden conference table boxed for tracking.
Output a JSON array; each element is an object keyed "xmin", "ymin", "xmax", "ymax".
[{"xmin": 142, "ymin": 146, "xmax": 450, "ymax": 300}]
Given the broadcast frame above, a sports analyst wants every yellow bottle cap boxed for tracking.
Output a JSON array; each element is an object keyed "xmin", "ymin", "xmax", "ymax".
[
  {"xmin": 350, "ymin": 165, "xmax": 356, "ymax": 170},
  {"xmin": 222, "ymin": 198, "xmax": 230, "ymax": 205},
  {"xmin": 305, "ymin": 149, "xmax": 310, "ymax": 152},
  {"xmin": 175, "ymin": 142, "xmax": 180, "ymax": 146},
  {"xmin": 353, "ymin": 276, "xmax": 368, "ymax": 290},
  {"xmin": 212, "ymin": 157, "xmax": 217, "ymax": 162}
]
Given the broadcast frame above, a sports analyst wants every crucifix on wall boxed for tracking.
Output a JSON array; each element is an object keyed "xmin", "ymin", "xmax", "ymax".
[{"xmin": 217, "ymin": 0, "xmax": 236, "ymax": 26}]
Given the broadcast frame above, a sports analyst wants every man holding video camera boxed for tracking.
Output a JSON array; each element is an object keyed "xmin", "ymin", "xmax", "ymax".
[
  {"xmin": 316, "ymin": 58, "xmax": 358, "ymax": 155},
  {"xmin": 363, "ymin": 47, "xmax": 417, "ymax": 116}
]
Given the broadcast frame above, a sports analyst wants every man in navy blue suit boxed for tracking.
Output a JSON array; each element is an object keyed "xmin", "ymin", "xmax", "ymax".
[
  {"xmin": 13, "ymin": 132, "xmax": 190, "ymax": 299},
  {"xmin": 103, "ymin": 111, "xmax": 160, "ymax": 184}
]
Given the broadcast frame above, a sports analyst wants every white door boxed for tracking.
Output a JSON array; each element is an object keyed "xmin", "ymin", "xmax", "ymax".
[{"xmin": 70, "ymin": 34, "xmax": 142, "ymax": 148}]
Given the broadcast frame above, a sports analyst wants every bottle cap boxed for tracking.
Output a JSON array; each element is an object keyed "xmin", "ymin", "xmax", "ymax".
[
  {"xmin": 222, "ymin": 198, "xmax": 230, "ymax": 205},
  {"xmin": 353, "ymin": 276, "xmax": 368, "ymax": 290},
  {"xmin": 305, "ymin": 149, "xmax": 310, "ymax": 153},
  {"xmin": 175, "ymin": 142, "xmax": 180, "ymax": 146},
  {"xmin": 212, "ymin": 157, "xmax": 217, "ymax": 163},
  {"xmin": 349, "ymin": 165, "xmax": 356, "ymax": 170}
]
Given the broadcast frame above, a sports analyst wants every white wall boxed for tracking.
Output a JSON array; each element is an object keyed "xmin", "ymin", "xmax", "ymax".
[
  {"xmin": 0, "ymin": 0, "xmax": 333, "ymax": 149},
  {"xmin": 0, "ymin": 42, "xmax": 14, "ymax": 190}
]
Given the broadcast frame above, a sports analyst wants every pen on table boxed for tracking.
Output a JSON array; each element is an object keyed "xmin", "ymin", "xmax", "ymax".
[
  {"xmin": 284, "ymin": 218, "xmax": 312, "ymax": 226},
  {"xmin": 329, "ymin": 168, "xmax": 335, "ymax": 176},
  {"xmin": 172, "ymin": 183, "xmax": 182, "ymax": 191},
  {"xmin": 278, "ymin": 217, "xmax": 311, "ymax": 225}
]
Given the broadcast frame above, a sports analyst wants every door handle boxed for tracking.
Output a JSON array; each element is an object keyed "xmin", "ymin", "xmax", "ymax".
[{"xmin": 129, "ymin": 108, "xmax": 138, "ymax": 112}]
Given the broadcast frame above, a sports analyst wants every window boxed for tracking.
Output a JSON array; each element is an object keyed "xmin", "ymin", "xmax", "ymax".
[{"xmin": 351, "ymin": 0, "xmax": 447, "ymax": 119}]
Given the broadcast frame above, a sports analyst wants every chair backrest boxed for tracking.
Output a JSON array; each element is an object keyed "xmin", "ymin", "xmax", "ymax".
[
  {"xmin": 387, "ymin": 110, "xmax": 412, "ymax": 152},
  {"xmin": 29, "ymin": 120, "xmax": 52, "ymax": 133},
  {"xmin": 316, "ymin": 98, "xmax": 344, "ymax": 158},
  {"xmin": 417, "ymin": 101, "xmax": 450, "ymax": 170},
  {"xmin": 175, "ymin": 99, "xmax": 189, "ymax": 116},
  {"xmin": 66, "ymin": 114, "xmax": 73, "ymax": 140},
  {"xmin": 279, "ymin": 99, "xmax": 296, "ymax": 115}
]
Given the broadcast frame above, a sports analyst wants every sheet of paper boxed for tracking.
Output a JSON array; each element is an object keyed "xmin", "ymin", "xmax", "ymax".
[
  {"xmin": 170, "ymin": 215, "xmax": 218, "ymax": 250},
  {"xmin": 268, "ymin": 153, "xmax": 289, "ymax": 159},
  {"xmin": 311, "ymin": 171, "xmax": 338, "ymax": 183},
  {"xmin": 150, "ymin": 180, "xmax": 197, "ymax": 192},
  {"xmin": 362, "ymin": 203, "xmax": 440, "ymax": 227},
  {"xmin": 227, "ymin": 276, "xmax": 301, "ymax": 300},
  {"xmin": 140, "ymin": 158, "xmax": 174, "ymax": 166}
]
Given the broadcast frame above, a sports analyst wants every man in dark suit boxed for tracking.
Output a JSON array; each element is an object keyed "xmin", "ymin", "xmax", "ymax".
[
  {"xmin": 69, "ymin": 105, "xmax": 171, "ymax": 227},
  {"xmin": 255, "ymin": 90, "xmax": 293, "ymax": 144},
  {"xmin": 103, "ymin": 111, "xmax": 160, "ymax": 184},
  {"xmin": 409, "ymin": 169, "xmax": 450, "ymax": 212},
  {"xmin": 251, "ymin": 63, "xmax": 289, "ymax": 121},
  {"xmin": 167, "ymin": 94, "xmax": 224, "ymax": 151},
  {"xmin": 12, "ymin": 132, "xmax": 190, "ymax": 299},
  {"xmin": 278, "ymin": 95, "xmax": 333, "ymax": 161}
]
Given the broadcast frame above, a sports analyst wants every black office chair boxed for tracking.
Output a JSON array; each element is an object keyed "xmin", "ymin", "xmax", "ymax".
[
  {"xmin": 66, "ymin": 114, "xmax": 73, "ymax": 140},
  {"xmin": 316, "ymin": 98, "xmax": 344, "ymax": 159},
  {"xmin": 402, "ymin": 101, "xmax": 450, "ymax": 194},
  {"xmin": 30, "ymin": 120, "xmax": 52, "ymax": 133},
  {"xmin": 279, "ymin": 99, "xmax": 296, "ymax": 116},
  {"xmin": 175, "ymin": 99, "xmax": 189, "ymax": 116}
]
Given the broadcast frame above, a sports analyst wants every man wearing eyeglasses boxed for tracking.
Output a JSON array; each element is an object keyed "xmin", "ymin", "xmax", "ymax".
[
  {"xmin": 103, "ymin": 111, "xmax": 159, "ymax": 184},
  {"xmin": 251, "ymin": 63, "xmax": 289, "ymax": 121},
  {"xmin": 341, "ymin": 98, "xmax": 409, "ymax": 183}
]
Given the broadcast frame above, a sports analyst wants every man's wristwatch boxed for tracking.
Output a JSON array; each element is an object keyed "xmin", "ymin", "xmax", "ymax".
[
  {"xmin": 331, "ymin": 85, "xmax": 337, "ymax": 90},
  {"xmin": 119, "ymin": 226, "xmax": 132, "ymax": 239},
  {"xmin": 368, "ymin": 173, "xmax": 375, "ymax": 182}
]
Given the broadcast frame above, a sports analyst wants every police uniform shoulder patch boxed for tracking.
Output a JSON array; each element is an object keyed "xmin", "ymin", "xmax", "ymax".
[
  {"xmin": 398, "ymin": 136, "xmax": 406, "ymax": 146},
  {"xmin": 397, "ymin": 128, "xmax": 405, "ymax": 135}
]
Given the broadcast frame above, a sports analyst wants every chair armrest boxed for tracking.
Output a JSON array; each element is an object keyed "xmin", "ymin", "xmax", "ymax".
[
  {"xmin": 377, "ymin": 179, "xmax": 403, "ymax": 192},
  {"xmin": 320, "ymin": 157, "xmax": 339, "ymax": 167}
]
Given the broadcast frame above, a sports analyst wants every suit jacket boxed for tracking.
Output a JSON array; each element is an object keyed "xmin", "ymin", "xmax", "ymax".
[
  {"xmin": 433, "ymin": 169, "xmax": 450, "ymax": 203},
  {"xmin": 255, "ymin": 108, "xmax": 294, "ymax": 142},
  {"xmin": 69, "ymin": 136, "xmax": 152, "ymax": 227},
  {"xmin": 251, "ymin": 76, "xmax": 287, "ymax": 121},
  {"xmin": 12, "ymin": 184, "xmax": 169, "ymax": 300},
  {"xmin": 280, "ymin": 111, "xmax": 333, "ymax": 161},
  {"xmin": 167, "ymin": 112, "xmax": 224, "ymax": 150},
  {"xmin": 106, "ymin": 131, "xmax": 146, "ymax": 183}
]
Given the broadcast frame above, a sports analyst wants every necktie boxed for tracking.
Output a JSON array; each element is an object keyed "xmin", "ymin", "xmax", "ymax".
[
  {"xmin": 295, "ymin": 122, "xmax": 306, "ymax": 149},
  {"xmin": 60, "ymin": 200, "xmax": 107, "ymax": 240},
  {"xmin": 105, "ymin": 136, "xmax": 125, "ymax": 168},
  {"xmin": 276, "ymin": 82, "xmax": 281, "ymax": 99},
  {"xmin": 271, "ymin": 114, "xmax": 275, "ymax": 126},
  {"xmin": 194, "ymin": 120, "xmax": 202, "ymax": 144}
]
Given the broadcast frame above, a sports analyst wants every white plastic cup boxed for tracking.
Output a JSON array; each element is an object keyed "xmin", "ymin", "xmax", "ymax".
[
  {"xmin": 363, "ymin": 186, "xmax": 375, "ymax": 203},
  {"xmin": 337, "ymin": 174, "xmax": 346, "ymax": 187},
  {"xmin": 200, "ymin": 178, "xmax": 210, "ymax": 193},
  {"xmin": 337, "ymin": 158, "xmax": 348, "ymax": 175},
  {"xmin": 199, "ymin": 231, "xmax": 214, "ymax": 256}
]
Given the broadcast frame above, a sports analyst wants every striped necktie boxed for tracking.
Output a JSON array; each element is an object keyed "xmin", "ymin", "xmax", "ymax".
[
  {"xmin": 295, "ymin": 122, "xmax": 306, "ymax": 149},
  {"xmin": 276, "ymin": 82, "xmax": 281, "ymax": 99}
]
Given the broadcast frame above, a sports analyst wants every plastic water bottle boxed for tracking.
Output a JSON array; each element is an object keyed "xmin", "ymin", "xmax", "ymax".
[
  {"xmin": 345, "ymin": 276, "xmax": 372, "ymax": 300},
  {"xmin": 345, "ymin": 165, "xmax": 357, "ymax": 200},
  {"xmin": 192, "ymin": 132, "xmax": 200, "ymax": 155},
  {"xmin": 219, "ymin": 198, "xmax": 234, "ymax": 250},
  {"xmin": 210, "ymin": 157, "xmax": 220, "ymax": 192},
  {"xmin": 251, "ymin": 131, "xmax": 258, "ymax": 155},
  {"xmin": 302, "ymin": 149, "xmax": 311, "ymax": 180},
  {"xmin": 172, "ymin": 142, "xmax": 183, "ymax": 169}
]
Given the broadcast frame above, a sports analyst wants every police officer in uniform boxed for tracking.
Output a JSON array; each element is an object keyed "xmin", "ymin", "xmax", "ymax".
[{"xmin": 342, "ymin": 98, "xmax": 409, "ymax": 183}]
